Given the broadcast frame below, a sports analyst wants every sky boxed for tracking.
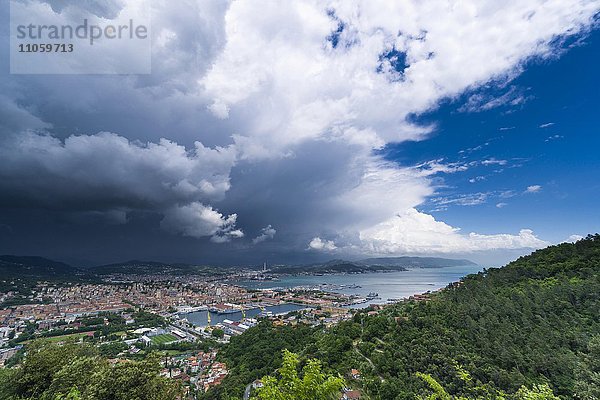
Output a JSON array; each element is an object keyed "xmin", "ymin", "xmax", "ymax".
[{"xmin": 0, "ymin": 0, "xmax": 598, "ymax": 267}]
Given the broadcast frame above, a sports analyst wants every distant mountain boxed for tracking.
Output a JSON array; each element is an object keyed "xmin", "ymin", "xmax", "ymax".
[
  {"xmin": 0, "ymin": 255, "xmax": 87, "ymax": 279},
  {"xmin": 0, "ymin": 254, "xmax": 477, "ymax": 280},
  {"xmin": 88, "ymin": 260, "xmax": 224, "ymax": 276},
  {"xmin": 359, "ymin": 256, "xmax": 477, "ymax": 268},
  {"xmin": 269, "ymin": 256, "xmax": 476, "ymax": 275}
]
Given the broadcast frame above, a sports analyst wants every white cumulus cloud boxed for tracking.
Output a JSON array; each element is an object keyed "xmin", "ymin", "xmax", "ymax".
[
  {"xmin": 252, "ymin": 225, "xmax": 277, "ymax": 244},
  {"xmin": 525, "ymin": 185, "xmax": 543, "ymax": 193},
  {"xmin": 203, "ymin": 0, "xmax": 599, "ymax": 158},
  {"xmin": 161, "ymin": 202, "xmax": 243, "ymax": 242},
  {"xmin": 356, "ymin": 209, "xmax": 549, "ymax": 254},
  {"xmin": 565, "ymin": 234, "xmax": 585, "ymax": 243},
  {"xmin": 308, "ymin": 237, "xmax": 338, "ymax": 251}
]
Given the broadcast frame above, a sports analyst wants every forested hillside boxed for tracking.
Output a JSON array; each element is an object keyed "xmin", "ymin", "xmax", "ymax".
[{"xmin": 209, "ymin": 235, "xmax": 600, "ymax": 399}]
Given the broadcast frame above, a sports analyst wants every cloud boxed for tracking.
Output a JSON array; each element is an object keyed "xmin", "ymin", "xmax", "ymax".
[
  {"xmin": 565, "ymin": 234, "xmax": 584, "ymax": 243},
  {"xmin": 37, "ymin": 0, "xmax": 126, "ymax": 19},
  {"xmin": 202, "ymin": 0, "xmax": 600, "ymax": 158},
  {"xmin": 1, "ymin": 0, "xmax": 598, "ymax": 261},
  {"xmin": 545, "ymin": 134, "xmax": 564, "ymax": 142},
  {"xmin": 481, "ymin": 158, "xmax": 508, "ymax": 166},
  {"xmin": 469, "ymin": 176, "xmax": 486, "ymax": 183},
  {"xmin": 458, "ymin": 86, "xmax": 532, "ymax": 113},
  {"xmin": 308, "ymin": 237, "xmax": 337, "ymax": 251},
  {"xmin": 252, "ymin": 225, "xmax": 277, "ymax": 244},
  {"xmin": 160, "ymin": 202, "xmax": 243, "ymax": 242},
  {"xmin": 525, "ymin": 185, "xmax": 543, "ymax": 193},
  {"xmin": 0, "ymin": 131, "xmax": 241, "ymax": 242},
  {"xmin": 500, "ymin": 190, "xmax": 518, "ymax": 198},
  {"xmin": 430, "ymin": 192, "xmax": 490, "ymax": 208},
  {"xmin": 539, "ymin": 122, "xmax": 555, "ymax": 128},
  {"xmin": 496, "ymin": 202, "xmax": 508, "ymax": 208},
  {"xmin": 356, "ymin": 209, "xmax": 549, "ymax": 254},
  {"xmin": 0, "ymin": 131, "xmax": 236, "ymax": 210},
  {"xmin": 411, "ymin": 159, "xmax": 469, "ymax": 176}
]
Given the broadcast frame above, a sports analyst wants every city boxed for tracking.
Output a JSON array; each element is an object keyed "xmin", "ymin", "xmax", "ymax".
[{"xmin": 1, "ymin": 264, "xmax": 391, "ymax": 397}]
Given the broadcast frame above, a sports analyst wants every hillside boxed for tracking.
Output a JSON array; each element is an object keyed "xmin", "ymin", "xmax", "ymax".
[
  {"xmin": 360, "ymin": 256, "xmax": 477, "ymax": 268},
  {"xmin": 0, "ymin": 255, "xmax": 86, "ymax": 279},
  {"xmin": 208, "ymin": 234, "xmax": 600, "ymax": 399},
  {"xmin": 88, "ymin": 260, "xmax": 225, "ymax": 276},
  {"xmin": 269, "ymin": 256, "xmax": 476, "ymax": 275}
]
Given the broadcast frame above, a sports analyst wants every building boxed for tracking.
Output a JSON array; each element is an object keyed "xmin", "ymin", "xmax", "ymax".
[{"xmin": 342, "ymin": 389, "xmax": 361, "ymax": 400}]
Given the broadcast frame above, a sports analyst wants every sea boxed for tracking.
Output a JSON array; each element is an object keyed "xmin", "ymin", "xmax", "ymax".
[
  {"xmin": 235, "ymin": 264, "xmax": 484, "ymax": 307},
  {"xmin": 182, "ymin": 265, "xmax": 483, "ymax": 326}
]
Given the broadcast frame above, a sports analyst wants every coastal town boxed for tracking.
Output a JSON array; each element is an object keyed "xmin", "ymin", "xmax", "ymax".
[{"xmin": 0, "ymin": 265, "xmax": 438, "ymax": 398}]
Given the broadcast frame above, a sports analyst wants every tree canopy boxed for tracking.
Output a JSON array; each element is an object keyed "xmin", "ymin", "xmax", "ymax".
[
  {"xmin": 0, "ymin": 340, "xmax": 181, "ymax": 400},
  {"xmin": 251, "ymin": 350, "xmax": 344, "ymax": 400}
]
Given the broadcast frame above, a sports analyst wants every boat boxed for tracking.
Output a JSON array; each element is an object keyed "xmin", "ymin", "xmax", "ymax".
[
  {"xmin": 214, "ymin": 309, "xmax": 238, "ymax": 314},
  {"xmin": 366, "ymin": 292, "xmax": 379, "ymax": 299},
  {"xmin": 209, "ymin": 306, "xmax": 239, "ymax": 314}
]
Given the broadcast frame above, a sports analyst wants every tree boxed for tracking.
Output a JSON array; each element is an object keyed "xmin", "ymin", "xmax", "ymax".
[
  {"xmin": 1, "ymin": 340, "xmax": 181, "ymax": 400},
  {"xmin": 212, "ymin": 328, "xmax": 225, "ymax": 339},
  {"xmin": 54, "ymin": 387, "xmax": 82, "ymax": 400},
  {"xmin": 85, "ymin": 354, "xmax": 182, "ymax": 400},
  {"xmin": 417, "ymin": 370, "xmax": 560, "ymax": 400},
  {"xmin": 252, "ymin": 350, "xmax": 344, "ymax": 400},
  {"xmin": 11, "ymin": 340, "xmax": 97, "ymax": 398},
  {"xmin": 46, "ymin": 355, "xmax": 107, "ymax": 398},
  {"xmin": 0, "ymin": 368, "xmax": 17, "ymax": 400},
  {"xmin": 514, "ymin": 384, "xmax": 560, "ymax": 400},
  {"xmin": 416, "ymin": 372, "xmax": 452, "ymax": 400},
  {"xmin": 574, "ymin": 335, "xmax": 600, "ymax": 399}
]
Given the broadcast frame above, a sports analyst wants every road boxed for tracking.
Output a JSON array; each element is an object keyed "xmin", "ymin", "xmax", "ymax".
[
  {"xmin": 243, "ymin": 383, "xmax": 252, "ymax": 400},
  {"xmin": 353, "ymin": 340, "xmax": 385, "ymax": 382}
]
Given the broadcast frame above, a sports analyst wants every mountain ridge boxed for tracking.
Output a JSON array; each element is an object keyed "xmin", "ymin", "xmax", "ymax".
[
  {"xmin": 0, "ymin": 254, "xmax": 477, "ymax": 278},
  {"xmin": 0, "ymin": 255, "xmax": 86, "ymax": 279}
]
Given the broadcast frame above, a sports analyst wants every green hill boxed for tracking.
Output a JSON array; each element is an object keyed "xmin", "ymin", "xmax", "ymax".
[
  {"xmin": 209, "ymin": 234, "xmax": 600, "ymax": 399},
  {"xmin": 360, "ymin": 256, "xmax": 477, "ymax": 268},
  {"xmin": 0, "ymin": 255, "xmax": 86, "ymax": 279},
  {"xmin": 88, "ymin": 259, "xmax": 224, "ymax": 276},
  {"xmin": 269, "ymin": 256, "xmax": 476, "ymax": 274}
]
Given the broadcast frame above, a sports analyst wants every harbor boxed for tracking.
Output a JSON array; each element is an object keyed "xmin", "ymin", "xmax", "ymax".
[{"xmin": 180, "ymin": 303, "xmax": 307, "ymax": 327}]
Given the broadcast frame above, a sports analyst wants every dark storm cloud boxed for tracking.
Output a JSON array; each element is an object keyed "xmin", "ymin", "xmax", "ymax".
[
  {"xmin": 0, "ymin": 132, "xmax": 235, "ymax": 210},
  {"xmin": 3, "ymin": 0, "xmax": 231, "ymax": 147}
]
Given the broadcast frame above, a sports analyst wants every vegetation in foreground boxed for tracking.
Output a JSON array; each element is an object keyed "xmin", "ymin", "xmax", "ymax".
[
  {"xmin": 250, "ymin": 350, "xmax": 345, "ymax": 400},
  {"xmin": 251, "ymin": 350, "xmax": 563, "ymax": 400},
  {"xmin": 208, "ymin": 235, "xmax": 600, "ymax": 399},
  {"xmin": 0, "ymin": 341, "xmax": 182, "ymax": 400}
]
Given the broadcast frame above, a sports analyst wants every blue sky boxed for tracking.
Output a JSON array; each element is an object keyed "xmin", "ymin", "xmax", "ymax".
[{"xmin": 382, "ymin": 29, "xmax": 600, "ymax": 244}]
